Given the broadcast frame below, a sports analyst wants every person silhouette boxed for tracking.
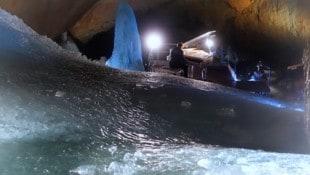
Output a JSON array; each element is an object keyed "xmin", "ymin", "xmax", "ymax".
[{"xmin": 169, "ymin": 42, "xmax": 188, "ymax": 77}]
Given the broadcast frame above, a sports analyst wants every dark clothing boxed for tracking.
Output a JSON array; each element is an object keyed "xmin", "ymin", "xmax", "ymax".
[{"xmin": 169, "ymin": 46, "xmax": 188, "ymax": 77}]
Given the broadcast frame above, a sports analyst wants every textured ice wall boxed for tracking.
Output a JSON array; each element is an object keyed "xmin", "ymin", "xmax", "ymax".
[
  {"xmin": 0, "ymin": 7, "xmax": 88, "ymax": 61},
  {"xmin": 105, "ymin": 0, "xmax": 145, "ymax": 71}
]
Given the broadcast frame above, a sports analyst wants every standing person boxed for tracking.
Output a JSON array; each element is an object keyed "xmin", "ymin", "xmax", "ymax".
[
  {"xmin": 250, "ymin": 60, "xmax": 268, "ymax": 81},
  {"xmin": 169, "ymin": 42, "xmax": 188, "ymax": 77}
]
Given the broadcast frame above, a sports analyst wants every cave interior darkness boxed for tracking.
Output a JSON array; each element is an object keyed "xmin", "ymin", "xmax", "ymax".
[
  {"xmin": 63, "ymin": 6, "xmax": 306, "ymax": 104},
  {"xmin": 75, "ymin": 8, "xmax": 306, "ymax": 70}
]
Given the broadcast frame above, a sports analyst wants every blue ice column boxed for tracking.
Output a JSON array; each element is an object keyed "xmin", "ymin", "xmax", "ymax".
[{"xmin": 105, "ymin": 0, "xmax": 145, "ymax": 71}]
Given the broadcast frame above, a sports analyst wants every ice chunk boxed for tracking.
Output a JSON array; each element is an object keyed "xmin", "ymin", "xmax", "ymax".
[
  {"xmin": 216, "ymin": 106, "xmax": 236, "ymax": 117},
  {"xmin": 108, "ymin": 146, "xmax": 118, "ymax": 155},
  {"xmin": 55, "ymin": 90, "xmax": 65, "ymax": 97},
  {"xmin": 181, "ymin": 101, "xmax": 192, "ymax": 109},
  {"xmin": 69, "ymin": 165, "xmax": 96, "ymax": 175}
]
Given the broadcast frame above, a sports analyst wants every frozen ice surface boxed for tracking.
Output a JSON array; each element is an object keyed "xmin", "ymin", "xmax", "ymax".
[
  {"xmin": 105, "ymin": 0, "xmax": 145, "ymax": 71},
  {"xmin": 2, "ymin": 142, "xmax": 310, "ymax": 175},
  {"xmin": 69, "ymin": 165, "xmax": 96, "ymax": 175},
  {"xmin": 0, "ymin": 6, "xmax": 309, "ymax": 175},
  {"xmin": 98, "ymin": 145, "xmax": 310, "ymax": 175}
]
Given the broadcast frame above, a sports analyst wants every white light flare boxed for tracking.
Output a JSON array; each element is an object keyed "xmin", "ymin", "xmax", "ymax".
[
  {"xmin": 205, "ymin": 38, "xmax": 215, "ymax": 48},
  {"xmin": 145, "ymin": 32, "xmax": 163, "ymax": 50}
]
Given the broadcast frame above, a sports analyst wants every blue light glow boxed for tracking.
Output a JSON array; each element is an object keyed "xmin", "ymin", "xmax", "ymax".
[
  {"xmin": 105, "ymin": 0, "xmax": 144, "ymax": 71},
  {"xmin": 228, "ymin": 64, "xmax": 238, "ymax": 81},
  {"xmin": 245, "ymin": 94, "xmax": 304, "ymax": 112}
]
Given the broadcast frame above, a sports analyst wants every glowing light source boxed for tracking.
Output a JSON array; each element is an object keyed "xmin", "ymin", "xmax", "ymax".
[
  {"xmin": 205, "ymin": 38, "xmax": 214, "ymax": 48},
  {"xmin": 205, "ymin": 38, "xmax": 215, "ymax": 55},
  {"xmin": 145, "ymin": 32, "xmax": 163, "ymax": 50}
]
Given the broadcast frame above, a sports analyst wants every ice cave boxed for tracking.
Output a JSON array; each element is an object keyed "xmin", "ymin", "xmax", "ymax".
[{"xmin": 0, "ymin": 0, "xmax": 310, "ymax": 175}]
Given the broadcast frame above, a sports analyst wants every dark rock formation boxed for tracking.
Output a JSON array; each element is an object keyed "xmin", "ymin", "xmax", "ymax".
[
  {"xmin": 0, "ymin": 0, "xmax": 98, "ymax": 38},
  {"xmin": 303, "ymin": 41, "xmax": 310, "ymax": 145},
  {"xmin": 69, "ymin": 0, "xmax": 171, "ymax": 42}
]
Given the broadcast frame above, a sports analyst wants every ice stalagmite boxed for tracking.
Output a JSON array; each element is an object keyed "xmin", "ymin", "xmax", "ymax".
[{"xmin": 105, "ymin": 0, "xmax": 144, "ymax": 71}]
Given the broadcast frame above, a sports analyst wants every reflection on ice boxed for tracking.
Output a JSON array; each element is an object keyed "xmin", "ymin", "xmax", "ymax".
[
  {"xmin": 69, "ymin": 165, "xmax": 96, "ymax": 175},
  {"xmin": 1, "ymin": 141, "xmax": 310, "ymax": 175},
  {"xmin": 242, "ymin": 93, "xmax": 304, "ymax": 112},
  {"xmin": 66, "ymin": 145, "xmax": 310, "ymax": 175}
]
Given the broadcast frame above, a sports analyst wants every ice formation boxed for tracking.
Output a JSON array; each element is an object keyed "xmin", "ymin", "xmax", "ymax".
[{"xmin": 105, "ymin": 0, "xmax": 145, "ymax": 71}]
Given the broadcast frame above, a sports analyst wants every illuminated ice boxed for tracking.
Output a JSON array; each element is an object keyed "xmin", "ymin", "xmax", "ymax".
[
  {"xmin": 69, "ymin": 165, "xmax": 96, "ymax": 175},
  {"xmin": 105, "ymin": 0, "xmax": 144, "ymax": 71}
]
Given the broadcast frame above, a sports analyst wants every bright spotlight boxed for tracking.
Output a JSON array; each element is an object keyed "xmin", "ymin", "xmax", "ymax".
[
  {"xmin": 206, "ymin": 38, "xmax": 214, "ymax": 48},
  {"xmin": 146, "ymin": 32, "xmax": 163, "ymax": 50}
]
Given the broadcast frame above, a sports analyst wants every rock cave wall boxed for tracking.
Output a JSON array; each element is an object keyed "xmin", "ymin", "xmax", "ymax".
[
  {"xmin": 67, "ymin": 0, "xmax": 310, "ymax": 69},
  {"xmin": 0, "ymin": 0, "xmax": 98, "ymax": 38}
]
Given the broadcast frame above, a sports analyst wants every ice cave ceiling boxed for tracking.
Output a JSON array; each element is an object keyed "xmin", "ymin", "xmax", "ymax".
[{"xmin": 1, "ymin": 0, "xmax": 310, "ymax": 68}]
